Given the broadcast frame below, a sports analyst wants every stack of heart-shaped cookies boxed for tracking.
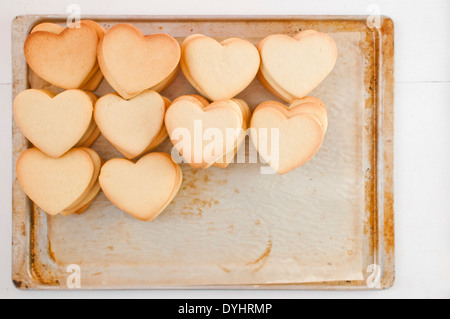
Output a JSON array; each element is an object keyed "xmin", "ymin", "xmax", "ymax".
[
  {"xmin": 165, "ymin": 95, "xmax": 250, "ymax": 169},
  {"xmin": 14, "ymin": 89, "xmax": 100, "ymax": 158},
  {"xmin": 14, "ymin": 88, "xmax": 103, "ymax": 217},
  {"xmin": 94, "ymin": 90, "xmax": 170, "ymax": 159},
  {"xmin": 25, "ymin": 20, "xmax": 106, "ymax": 91},
  {"xmin": 16, "ymin": 148, "xmax": 102, "ymax": 216},
  {"xmin": 214, "ymin": 98, "xmax": 251, "ymax": 168},
  {"xmin": 98, "ymin": 24, "xmax": 181, "ymax": 100},
  {"xmin": 181, "ymin": 34, "xmax": 260, "ymax": 101},
  {"xmin": 257, "ymin": 30, "xmax": 338, "ymax": 103},
  {"xmin": 245, "ymin": 30, "xmax": 337, "ymax": 174},
  {"xmin": 99, "ymin": 152, "xmax": 182, "ymax": 222},
  {"xmin": 250, "ymin": 97, "xmax": 328, "ymax": 175}
]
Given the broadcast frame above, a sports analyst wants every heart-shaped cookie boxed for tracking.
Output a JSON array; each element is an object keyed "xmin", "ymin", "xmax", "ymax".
[
  {"xmin": 165, "ymin": 96, "xmax": 244, "ymax": 169},
  {"xmin": 181, "ymin": 34, "xmax": 260, "ymax": 101},
  {"xmin": 258, "ymin": 30, "xmax": 337, "ymax": 102},
  {"xmin": 29, "ymin": 21, "xmax": 106, "ymax": 91},
  {"xmin": 94, "ymin": 90, "xmax": 168, "ymax": 159},
  {"xmin": 73, "ymin": 92, "xmax": 101, "ymax": 149},
  {"xmin": 62, "ymin": 147, "xmax": 102, "ymax": 211},
  {"xmin": 16, "ymin": 148, "xmax": 98, "ymax": 215},
  {"xmin": 168, "ymin": 95, "xmax": 249, "ymax": 168},
  {"xmin": 30, "ymin": 22, "xmax": 64, "ymax": 34},
  {"xmin": 288, "ymin": 97, "xmax": 328, "ymax": 132},
  {"xmin": 98, "ymin": 24, "xmax": 181, "ymax": 100},
  {"xmin": 24, "ymin": 22, "xmax": 100, "ymax": 89},
  {"xmin": 250, "ymin": 99, "xmax": 327, "ymax": 175},
  {"xmin": 214, "ymin": 98, "xmax": 251, "ymax": 168},
  {"xmin": 60, "ymin": 182, "xmax": 101, "ymax": 217},
  {"xmin": 14, "ymin": 89, "xmax": 94, "ymax": 158},
  {"xmin": 60, "ymin": 147, "xmax": 103, "ymax": 217},
  {"xmin": 74, "ymin": 20, "xmax": 106, "ymax": 91},
  {"xmin": 99, "ymin": 152, "xmax": 182, "ymax": 221}
]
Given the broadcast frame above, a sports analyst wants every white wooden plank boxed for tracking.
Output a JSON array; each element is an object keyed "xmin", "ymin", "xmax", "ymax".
[{"xmin": 393, "ymin": 82, "xmax": 450, "ymax": 298}]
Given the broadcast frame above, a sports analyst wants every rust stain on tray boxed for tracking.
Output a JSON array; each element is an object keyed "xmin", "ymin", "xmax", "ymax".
[
  {"xmin": 48, "ymin": 239, "xmax": 56, "ymax": 263},
  {"xmin": 218, "ymin": 265, "xmax": 232, "ymax": 273},
  {"xmin": 381, "ymin": 18, "xmax": 395, "ymax": 258},
  {"xmin": 181, "ymin": 198, "xmax": 220, "ymax": 217},
  {"xmin": 383, "ymin": 192, "xmax": 395, "ymax": 253},
  {"xmin": 246, "ymin": 237, "xmax": 273, "ymax": 273},
  {"xmin": 30, "ymin": 206, "xmax": 59, "ymax": 286},
  {"xmin": 361, "ymin": 23, "xmax": 379, "ymax": 267}
]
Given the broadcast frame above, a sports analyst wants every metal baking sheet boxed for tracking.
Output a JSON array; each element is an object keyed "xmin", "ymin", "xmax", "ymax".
[{"xmin": 12, "ymin": 15, "xmax": 395, "ymax": 290}]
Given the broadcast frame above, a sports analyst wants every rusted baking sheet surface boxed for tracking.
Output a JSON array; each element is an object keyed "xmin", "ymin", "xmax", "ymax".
[{"xmin": 12, "ymin": 15, "xmax": 394, "ymax": 290}]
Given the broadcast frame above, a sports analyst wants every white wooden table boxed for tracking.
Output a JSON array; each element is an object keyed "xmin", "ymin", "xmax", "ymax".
[{"xmin": 0, "ymin": 0, "xmax": 449, "ymax": 299}]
